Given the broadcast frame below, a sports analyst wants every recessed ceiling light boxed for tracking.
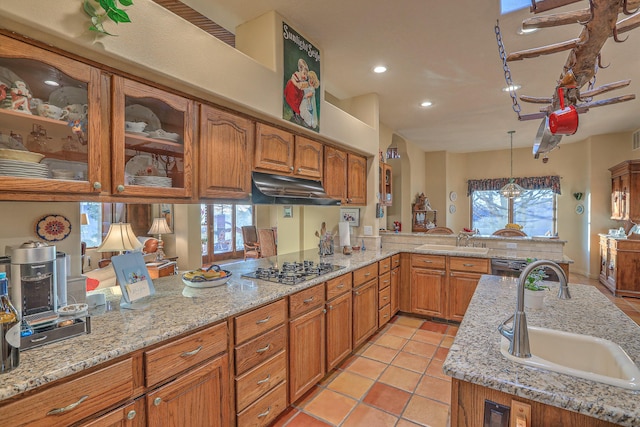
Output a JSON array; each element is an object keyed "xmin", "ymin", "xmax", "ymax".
[
  {"xmin": 502, "ymin": 84, "xmax": 521, "ymax": 92},
  {"xmin": 44, "ymin": 80, "xmax": 60, "ymax": 87},
  {"xmin": 518, "ymin": 27, "xmax": 538, "ymax": 35},
  {"xmin": 420, "ymin": 101, "xmax": 433, "ymax": 108},
  {"xmin": 373, "ymin": 66, "xmax": 387, "ymax": 74}
]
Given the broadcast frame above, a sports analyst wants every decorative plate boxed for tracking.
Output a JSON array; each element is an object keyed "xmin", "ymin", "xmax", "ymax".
[
  {"xmin": 449, "ymin": 191, "xmax": 457, "ymax": 202},
  {"xmin": 124, "ymin": 104, "xmax": 162, "ymax": 131},
  {"xmin": 35, "ymin": 214, "xmax": 72, "ymax": 242},
  {"xmin": 575, "ymin": 204, "xmax": 584, "ymax": 215},
  {"xmin": 449, "ymin": 204, "xmax": 456, "ymax": 214}
]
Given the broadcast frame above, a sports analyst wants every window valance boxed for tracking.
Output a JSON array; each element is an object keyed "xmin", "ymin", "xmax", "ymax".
[{"xmin": 467, "ymin": 176, "xmax": 561, "ymax": 196}]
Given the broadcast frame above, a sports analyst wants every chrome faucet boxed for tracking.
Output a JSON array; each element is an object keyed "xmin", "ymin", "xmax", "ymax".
[
  {"xmin": 456, "ymin": 233, "xmax": 470, "ymax": 247},
  {"xmin": 498, "ymin": 260, "xmax": 570, "ymax": 358}
]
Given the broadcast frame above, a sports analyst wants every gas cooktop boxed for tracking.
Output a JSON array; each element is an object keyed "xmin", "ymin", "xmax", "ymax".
[{"xmin": 242, "ymin": 260, "xmax": 345, "ymax": 285}]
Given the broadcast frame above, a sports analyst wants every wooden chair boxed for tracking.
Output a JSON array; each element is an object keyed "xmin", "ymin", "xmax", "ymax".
[
  {"xmin": 493, "ymin": 228, "xmax": 527, "ymax": 237},
  {"xmin": 257, "ymin": 228, "xmax": 277, "ymax": 258},
  {"xmin": 426, "ymin": 226, "xmax": 454, "ymax": 235},
  {"xmin": 241, "ymin": 226, "xmax": 260, "ymax": 260}
]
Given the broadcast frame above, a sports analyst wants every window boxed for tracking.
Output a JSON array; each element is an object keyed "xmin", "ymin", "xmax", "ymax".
[
  {"xmin": 201, "ymin": 203, "xmax": 253, "ymax": 262},
  {"xmin": 80, "ymin": 202, "xmax": 102, "ymax": 248},
  {"xmin": 501, "ymin": 0, "xmax": 530, "ymax": 14},
  {"xmin": 471, "ymin": 189, "xmax": 556, "ymax": 236}
]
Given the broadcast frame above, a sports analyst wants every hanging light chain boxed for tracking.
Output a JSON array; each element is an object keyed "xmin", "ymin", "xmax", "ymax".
[{"xmin": 495, "ymin": 21, "xmax": 523, "ymax": 119}]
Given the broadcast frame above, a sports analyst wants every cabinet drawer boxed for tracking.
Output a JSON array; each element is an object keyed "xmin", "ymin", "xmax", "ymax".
[
  {"xmin": 449, "ymin": 257, "xmax": 490, "ymax": 274},
  {"xmin": 378, "ymin": 271, "xmax": 391, "ymax": 290},
  {"xmin": 235, "ymin": 350, "xmax": 287, "ymax": 412},
  {"xmin": 289, "ymin": 283, "xmax": 325, "ymax": 318},
  {"xmin": 378, "ymin": 286, "xmax": 391, "ymax": 309},
  {"xmin": 237, "ymin": 381, "xmax": 287, "ymax": 427},
  {"xmin": 412, "ymin": 254, "xmax": 446, "ymax": 269},
  {"xmin": 378, "ymin": 304, "xmax": 391, "ymax": 328},
  {"xmin": 353, "ymin": 263, "xmax": 378, "ymax": 287},
  {"xmin": 326, "ymin": 273, "xmax": 352, "ymax": 300},
  {"xmin": 378, "ymin": 257, "xmax": 391, "ymax": 274},
  {"xmin": 235, "ymin": 299, "xmax": 286, "ymax": 345},
  {"xmin": 145, "ymin": 321, "xmax": 227, "ymax": 387},
  {"xmin": 391, "ymin": 254, "xmax": 401, "ymax": 269},
  {"xmin": 235, "ymin": 324, "xmax": 286, "ymax": 375},
  {"xmin": 0, "ymin": 359, "xmax": 133, "ymax": 426}
]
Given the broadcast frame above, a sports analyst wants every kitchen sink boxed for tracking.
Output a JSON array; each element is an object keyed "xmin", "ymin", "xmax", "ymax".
[
  {"xmin": 500, "ymin": 326, "xmax": 640, "ymax": 390},
  {"xmin": 416, "ymin": 244, "xmax": 489, "ymax": 255}
]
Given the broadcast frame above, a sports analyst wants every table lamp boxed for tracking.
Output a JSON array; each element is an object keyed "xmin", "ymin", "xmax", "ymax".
[
  {"xmin": 148, "ymin": 217, "xmax": 172, "ymax": 260},
  {"xmin": 96, "ymin": 223, "xmax": 142, "ymax": 255}
]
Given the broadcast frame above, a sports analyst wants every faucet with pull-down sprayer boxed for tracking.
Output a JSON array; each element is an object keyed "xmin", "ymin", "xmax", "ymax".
[{"xmin": 498, "ymin": 260, "xmax": 571, "ymax": 358}]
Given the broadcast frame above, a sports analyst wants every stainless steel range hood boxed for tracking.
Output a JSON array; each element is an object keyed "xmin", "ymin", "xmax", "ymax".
[{"xmin": 252, "ymin": 172, "xmax": 341, "ymax": 205}]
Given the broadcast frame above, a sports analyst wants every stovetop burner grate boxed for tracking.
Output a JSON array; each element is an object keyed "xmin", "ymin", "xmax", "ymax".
[{"xmin": 242, "ymin": 260, "xmax": 344, "ymax": 285}]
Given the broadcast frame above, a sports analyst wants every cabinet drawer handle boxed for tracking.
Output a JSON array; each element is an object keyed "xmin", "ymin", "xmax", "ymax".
[
  {"xmin": 383, "ymin": 280, "xmax": 389, "ymax": 285},
  {"xmin": 47, "ymin": 395, "xmax": 89, "ymax": 415},
  {"xmin": 303, "ymin": 296, "xmax": 314, "ymax": 303},
  {"xmin": 30, "ymin": 335, "xmax": 48, "ymax": 343},
  {"xmin": 364, "ymin": 272, "xmax": 371, "ymax": 276},
  {"xmin": 422, "ymin": 260, "xmax": 433, "ymax": 263},
  {"xmin": 256, "ymin": 343, "xmax": 271, "ymax": 354},
  {"xmin": 336, "ymin": 284, "xmax": 344, "ymax": 289},
  {"xmin": 383, "ymin": 296, "xmax": 388, "ymax": 301},
  {"xmin": 181, "ymin": 345, "xmax": 202, "ymax": 357},
  {"xmin": 255, "ymin": 316, "xmax": 271, "ymax": 324},
  {"xmin": 257, "ymin": 374, "xmax": 271, "ymax": 385},
  {"xmin": 154, "ymin": 397, "xmax": 162, "ymax": 406},
  {"xmin": 297, "ymin": 168, "xmax": 302, "ymax": 172},
  {"xmin": 383, "ymin": 314, "xmax": 389, "ymax": 318},
  {"xmin": 127, "ymin": 410, "xmax": 137, "ymax": 420},
  {"xmin": 463, "ymin": 263, "xmax": 475, "ymax": 267},
  {"xmin": 257, "ymin": 406, "xmax": 271, "ymax": 418}
]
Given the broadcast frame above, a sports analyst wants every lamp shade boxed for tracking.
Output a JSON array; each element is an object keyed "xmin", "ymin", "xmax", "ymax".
[
  {"xmin": 96, "ymin": 223, "xmax": 143, "ymax": 253},
  {"xmin": 80, "ymin": 213, "xmax": 89, "ymax": 225},
  {"xmin": 148, "ymin": 218, "xmax": 172, "ymax": 235}
]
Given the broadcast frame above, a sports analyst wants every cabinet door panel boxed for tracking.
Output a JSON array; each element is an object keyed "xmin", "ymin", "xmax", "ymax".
[
  {"xmin": 326, "ymin": 292, "xmax": 352, "ymax": 371},
  {"xmin": 199, "ymin": 106, "xmax": 254, "ymax": 199},
  {"xmin": 390, "ymin": 267, "xmax": 400, "ymax": 315},
  {"xmin": 347, "ymin": 153, "xmax": 367, "ymax": 205},
  {"xmin": 289, "ymin": 306, "xmax": 326, "ymax": 402},
  {"xmin": 449, "ymin": 271, "xmax": 482, "ymax": 322},
  {"xmin": 411, "ymin": 268, "xmax": 445, "ymax": 318},
  {"xmin": 353, "ymin": 279, "xmax": 378, "ymax": 348},
  {"xmin": 254, "ymin": 123, "xmax": 294, "ymax": 173},
  {"xmin": 324, "ymin": 146, "xmax": 347, "ymax": 202},
  {"xmin": 146, "ymin": 354, "xmax": 229, "ymax": 427},
  {"xmin": 294, "ymin": 136, "xmax": 323, "ymax": 179}
]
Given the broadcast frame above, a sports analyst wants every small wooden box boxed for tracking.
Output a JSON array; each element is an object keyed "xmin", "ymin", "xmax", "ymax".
[{"xmin": 146, "ymin": 261, "xmax": 177, "ymax": 279}]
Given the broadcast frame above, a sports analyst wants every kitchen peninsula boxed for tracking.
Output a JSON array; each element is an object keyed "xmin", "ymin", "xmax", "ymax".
[{"xmin": 443, "ymin": 276, "xmax": 640, "ymax": 426}]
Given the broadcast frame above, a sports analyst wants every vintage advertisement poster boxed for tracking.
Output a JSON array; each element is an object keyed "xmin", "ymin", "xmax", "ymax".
[{"xmin": 282, "ymin": 22, "xmax": 321, "ymax": 132}]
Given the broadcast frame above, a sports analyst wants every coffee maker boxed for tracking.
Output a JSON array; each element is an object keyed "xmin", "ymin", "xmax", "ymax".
[{"xmin": 6, "ymin": 241, "xmax": 58, "ymax": 320}]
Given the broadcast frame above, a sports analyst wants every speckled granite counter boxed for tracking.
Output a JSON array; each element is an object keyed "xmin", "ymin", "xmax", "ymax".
[
  {"xmin": 0, "ymin": 248, "xmax": 395, "ymax": 401},
  {"xmin": 443, "ymin": 275, "xmax": 640, "ymax": 426}
]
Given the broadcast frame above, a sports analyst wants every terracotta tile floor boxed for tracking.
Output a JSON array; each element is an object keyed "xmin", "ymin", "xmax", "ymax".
[{"xmin": 270, "ymin": 273, "xmax": 640, "ymax": 427}]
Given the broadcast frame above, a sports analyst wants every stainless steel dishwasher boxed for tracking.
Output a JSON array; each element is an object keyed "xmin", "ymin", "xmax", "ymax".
[{"xmin": 491, "ymin": 258, "xmax": 560, "ymax": 282}]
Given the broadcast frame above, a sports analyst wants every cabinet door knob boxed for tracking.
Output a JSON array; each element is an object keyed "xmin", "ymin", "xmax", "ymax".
[
  {"xmin": 329, "ymin": 305, "xmax": 334, "ymax": 310},
  {"xmin": 93, "ymin": 182, "xmax": 102, "ymax": 190},
  {"xmin": 290, "ymin": 166, "xmax": 294, "ymax": 171},
  {"xmin": 154, "ymin": 397, "xmax": 162, "ymax": 406},
  {"xmin": 297, "ymin": 168, "xmax": 302, "ymax": 172},
  {"xmin": 117, "ymin": 184, "xmax": 125, "ymax": 192},
  {"xmin": 127, "ymin": 410, "xmax": 137, "ymax": 420},
  {"xmin": 47, "ymin": 395, "xmax": 89, "ymax": 415}
]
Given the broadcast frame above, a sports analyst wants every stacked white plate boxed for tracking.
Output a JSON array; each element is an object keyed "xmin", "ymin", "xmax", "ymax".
[
  {"xmin": 52, "ymin": 169, "xmax": 76, "ymax": 180},
  {"xmin": 0, "ymin": 158, "xmax": 49, "ymax": 178},
  {"xmin": 133, "ymin": 175, "xmax": 172, "ymax": 187}
]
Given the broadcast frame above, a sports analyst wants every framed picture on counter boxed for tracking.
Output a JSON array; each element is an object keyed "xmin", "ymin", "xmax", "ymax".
[
  {"xmin": 340, "ymin": 208, "xmax": 360, "ymax": 227},
  {"xmin": 111, "ymin": 252, "xmax": 155, "ymax": 310}
]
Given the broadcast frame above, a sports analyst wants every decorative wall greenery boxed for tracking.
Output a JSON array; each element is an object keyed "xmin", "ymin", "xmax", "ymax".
[{"xmin": 83, "ymin": 0, "xmax": 133, "ymax": 36}]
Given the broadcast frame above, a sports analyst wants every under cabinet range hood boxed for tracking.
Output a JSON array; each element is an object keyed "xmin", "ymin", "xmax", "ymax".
[{"xmin": 251, "ymin": 172, "xmax": 340, "ymax": 205}]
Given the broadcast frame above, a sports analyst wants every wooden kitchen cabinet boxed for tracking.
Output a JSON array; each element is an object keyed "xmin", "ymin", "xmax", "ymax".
[
  {"xmin": 289, "ymin": 284, "xmax": 326, "ymax": 403},
  {"xmin": 0, "ymin": 34, "xmax": 104, "ymax": 199},
  {"xmin": 146, "ymin": 354, "xmax": 229, "ymax": 427},
  {"xmin": 353, "ymin": 264, "xmax": 379, "ymax": 348},
  {"xmin": 411, "ymin": 254, "xmax": 446, "ymax": 318},
  {"xmin": 324, "ymin": 145, "xmax": 348, "ymax": 202},
  {"xmin": 347, "ymin": 153, "xmax": 367, "ymax": 205},
  {"xmin": 378, "ymin": 257, "xmax": 392, "ymax": 328},
  {"xmin": 254, "ymin": 123, "xmax": 323, "ymax": 180},
  {"xmin": 599, "ymin": 235, "xmax": 640, "ymax": 297},
  {"xmin": 379, "ymin": 162, "xmax": 392, "ymax": 206},
  {"xmin": 326, "ymin": 273, "xmax": 353, "ymax": 371},
  {"xmin": 390, "ymin": 254, "xmax": 401, "ymax": 316},
  {"xmin": 111, "ymin": 76, "xmax": 195, "ymax": 199},
  {"xmin": 448, "ymin": 257, "xmax": 490, "ymax": 322},
  {"xmin": 80, "ymin": 398, "xmax": 145, "ymax": 427},
  {"xmin": 609, "ymin": 160, "xmax": 640, "ymax": 222},
  {"xmin": 199, "ymin": 105, "xmax": 254, "ymax": 199}
]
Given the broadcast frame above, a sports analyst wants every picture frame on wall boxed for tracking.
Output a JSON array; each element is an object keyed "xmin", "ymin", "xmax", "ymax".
[
  {"xmin": 340, "ymin": 208, "xmax": 360, "ymax": 227},
  {"xmin": 283, "ymin": 206, "xmax": 293, "ymax": 218}
]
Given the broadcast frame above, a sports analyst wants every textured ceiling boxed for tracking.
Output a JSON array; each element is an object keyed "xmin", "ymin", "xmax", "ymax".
[{"xmin": 178, "ymin": 0, "xmax": 640, "ymax": 154}]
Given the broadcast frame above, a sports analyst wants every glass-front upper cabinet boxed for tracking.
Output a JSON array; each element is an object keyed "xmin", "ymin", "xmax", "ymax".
[
  {"xmin": 111, "ymin": 76, "xmax": 194, "ymax": 199},
  {"xmin": 0, "ymin": 34, "xmax": 102, "ymax": 196}
]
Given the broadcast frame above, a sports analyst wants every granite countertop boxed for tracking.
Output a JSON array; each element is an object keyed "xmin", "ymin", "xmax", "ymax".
[
  {"xmin": 0, "ymin": 248, "xmax": 396, "ymax": 401},
  {"xmin": 443, "ymin": 275, "xmax": 640, "ymax": 426}
]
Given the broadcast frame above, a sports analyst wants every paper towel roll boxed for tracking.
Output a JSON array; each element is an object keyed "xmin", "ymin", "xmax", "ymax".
[{"xmin": 339, "ymin": 221, "xmax": 351, "ymax": 247}]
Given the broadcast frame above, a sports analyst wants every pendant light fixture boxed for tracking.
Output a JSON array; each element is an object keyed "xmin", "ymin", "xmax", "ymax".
[{"xmin": 500, "ymin": 130, "xmax": 524, "ymax": 199}]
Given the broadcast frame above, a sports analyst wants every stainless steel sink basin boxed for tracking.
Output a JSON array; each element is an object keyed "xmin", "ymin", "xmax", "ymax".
[
  {"xmin": 500, "ymin": 326, "xmax": 640, "ymax": 390},
  {"xmin": 416, "ymin": 244, "xmax": 489, "ymax": 255}
]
